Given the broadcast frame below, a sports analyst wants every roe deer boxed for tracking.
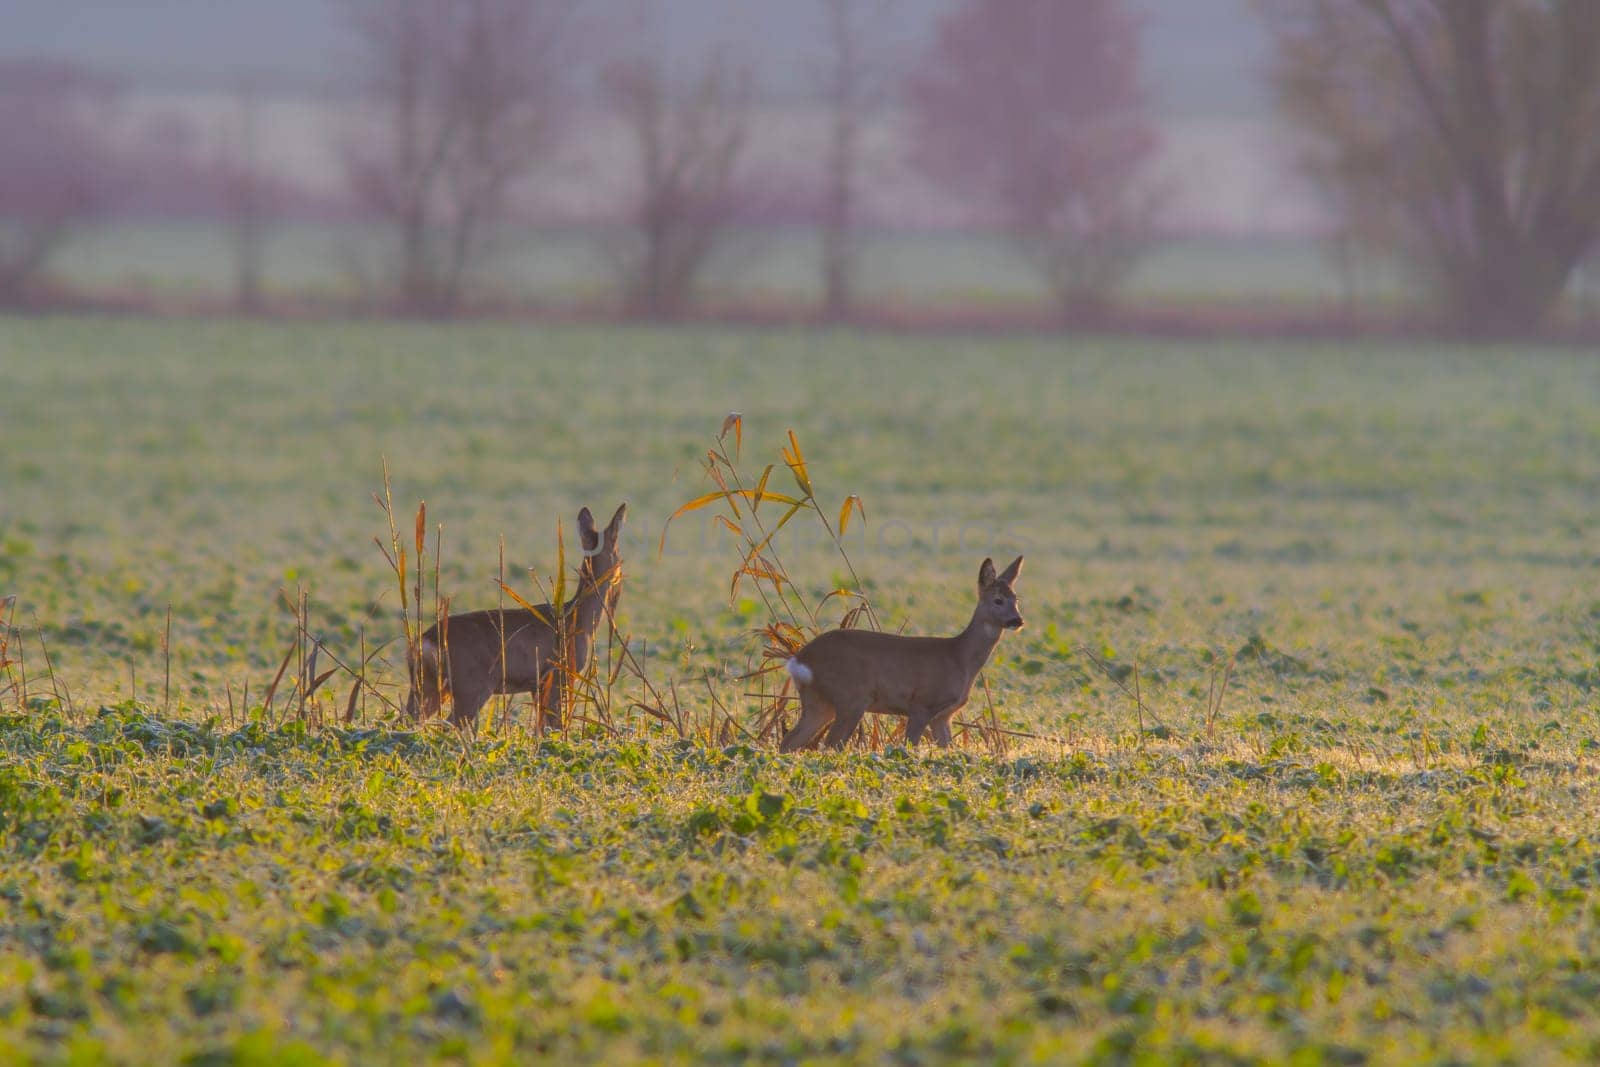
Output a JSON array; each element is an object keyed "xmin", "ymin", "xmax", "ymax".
[
  {"xmin": 780, "ymin": 555, "xmax": 1024, "ymax": 752},
  {"xmin": 404, "ymin": 503, "xmax": 626, "ymax": 731}
]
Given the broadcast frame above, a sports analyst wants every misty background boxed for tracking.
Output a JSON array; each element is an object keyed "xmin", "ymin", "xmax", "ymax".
[
  {"xmin": 6, "ymin": 0, "xmax": 1301, "ymax": 226},
  {"xmin": 4, "ymin": 0, "xmax": 1596, "ymax": 331}
]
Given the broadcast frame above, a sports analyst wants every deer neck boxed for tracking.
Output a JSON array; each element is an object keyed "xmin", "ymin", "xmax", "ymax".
[
  {"xmin": 569, "ymin": 565, "xmax": 614, "ymax": 635},
  {"xmin": 954, "ymin": 608, "xmax": 1006, "ymax": 680}
]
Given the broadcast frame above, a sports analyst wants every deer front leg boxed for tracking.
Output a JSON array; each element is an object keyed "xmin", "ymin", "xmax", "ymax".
[
  {"xmin": 908, "ymin": 700, "xmax": 965, "ymax": 747},
  {"xmin": 447, "ymin": 682, "xmax": 493, "ymax": 733}
]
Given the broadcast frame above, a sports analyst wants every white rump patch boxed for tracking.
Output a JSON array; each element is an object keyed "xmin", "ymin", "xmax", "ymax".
[{"xmin": 785, "ymin": 658, "xmax": 813, "ymax": 685}]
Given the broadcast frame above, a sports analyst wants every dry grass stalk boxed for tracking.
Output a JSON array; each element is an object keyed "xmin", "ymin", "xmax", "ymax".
[
  {"xmin": 1204, "ymin": 649, "xmax": 1237, "ymax": 742},
  {"xmin": 1079, "ymin": 643, "xmax": 1163, "ymax": 744},
  {"xmin": 31, "ymin": 608, "xmax": 71, "ymax": 717},
  {"xmin": 664, "ymin": 415, "xmax": 887, "ymax": 746},
  {"xmin": 0, "ymin": 594, "xmax": 18, "ymax": 709},
  {"xmin": 162, "ymin": 604, "xmax": 173, "ymax": 715}
]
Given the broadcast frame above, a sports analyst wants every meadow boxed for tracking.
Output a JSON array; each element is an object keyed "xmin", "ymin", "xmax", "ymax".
[{"xmin": 2, "ymin": 317, "xmax": 1600, "ymax": 1062}]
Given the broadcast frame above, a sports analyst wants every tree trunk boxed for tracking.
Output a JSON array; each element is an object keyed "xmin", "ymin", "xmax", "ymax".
[
  {"xmin": 821, "ymin": 116, "xmax": 856, "ymax": 321},
  {"xmin": 819, "ymin": 0, "xmax": 867, "ymax": 322},
  {"xmin": 232, "ymin": 211, "xmax": 264, "ymax": 314},
  {"xmin": 1452, "ymin": 245, "xmax": 1578, "ymax": 338}
]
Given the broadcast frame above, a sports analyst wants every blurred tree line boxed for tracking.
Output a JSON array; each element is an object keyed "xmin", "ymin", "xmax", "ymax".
[
  {"xmin": 1, "ymin": 0, "xmax": 1597, "ymax": 338},
  {"xmin": 1259, "ymin": 0, "xmax": 1600, "ymax": 338}
]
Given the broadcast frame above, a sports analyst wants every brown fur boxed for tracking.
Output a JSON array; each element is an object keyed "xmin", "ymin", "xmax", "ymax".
[
  {"xmin": 404, "ymin": 503, "xmax": 625, "ymax": 731},
  {"xmin": 780, "ymin": 555, "xmax": 1023, "ymax": 752}
]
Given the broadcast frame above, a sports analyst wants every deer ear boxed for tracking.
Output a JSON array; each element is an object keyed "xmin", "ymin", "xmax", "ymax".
[
  {"xmin": 978, "ymin": 557, "xmax": 997, "ymax": 587},
  {"xmin": 577, "ymin": 507, "xmax": 599, "ymax": 552},
  {"xmin": 605, "ymin": 502, "xmax": 627, "ymax": 545},
  {"xmin": 999, "ymin": 556, "xmax": 1023, "ymax": 585}
]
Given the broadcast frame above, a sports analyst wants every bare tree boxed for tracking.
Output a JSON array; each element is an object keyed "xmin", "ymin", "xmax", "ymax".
[
  {"xmin": 341, "ymin": 0, "xmax": 575, "ymax": 315},
  {"xmin": 1260, "ymin": 0, "xmax": 1600, "ymax": 337},
  {"xmin": 217, "ymin": 78, "xmax": 270, "ymax": 313},
  {"xmin": 0, "ymin": 60, "xmax": 117, "ymax": 306},
  {"xmin": 906, "ymin": 0, "xmax": 1162, "ymax": 318},
  {"xmin": 815, "ymin": 0, "xmax": 896, "ymax": 321},
  {"xmin": 601, "ymin": 49, "xmax": 753, "ymax": 319}
]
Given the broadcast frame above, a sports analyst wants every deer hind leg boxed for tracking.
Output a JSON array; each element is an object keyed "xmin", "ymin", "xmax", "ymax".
[
  {"xmin": 822, "ymin": 703, "xmax": 868, "ymax": 749},
  {"xmin": 406, "ymin": 646, "xmax": 445, "ymax": 721},
  {"xmin": 780, "ymin": 689, "xmax": 836, "ymax": 753},
  {"xmin": 415, "ymin": 680, "xmax": 447, "ymax": 721},
  {"xmin": 535, "ymin": 667, "xmax": 564, "ymax": 734},
  {"xmin": 403, "ymin": 680, "xmax": 428, "ymax": 722}
]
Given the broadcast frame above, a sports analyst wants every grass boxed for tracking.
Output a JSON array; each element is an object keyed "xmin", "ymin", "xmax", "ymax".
[{"xmin": 2, "ymin": 317, "xmax": 1600, "ymax": 1061}]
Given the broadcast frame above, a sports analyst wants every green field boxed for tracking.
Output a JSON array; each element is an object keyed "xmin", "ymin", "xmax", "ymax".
[
  {"xmin": 53, "ymin": 222, "xmax": 1366, "ymax": 308},
  {"xmin": 3, "ymin": 318, "xmax": 1600, "ymax": 1062}
]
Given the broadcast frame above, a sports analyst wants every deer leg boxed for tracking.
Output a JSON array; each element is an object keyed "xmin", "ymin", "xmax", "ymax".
[
  {"xmin": 536, "ymin": 667, "xmax": 564, "ymax": 733},
  {"xmin": 447, "ymin": 682, "xmax": 492, "ymax": 733},
  {"xmin": 929, "ymin": 700, "xmax": 967, "ymax": 747},
  {"xmin": 906, "ymin": 701, "xmax": 962, "ymax": 747},
  {"xmin": 822, "ymin": 704, "xmax": 868, "ymax": 749},
  {"xmin": 418, "ymin": 683, "xmax": 446, "ymax": 722},
  {"xmin": 780, "ymin": 689, "xmax": 835, "ymax": 753},
  {"xmin": 406, "ymin": 656, "xmax": 443, "ymax": 721}
]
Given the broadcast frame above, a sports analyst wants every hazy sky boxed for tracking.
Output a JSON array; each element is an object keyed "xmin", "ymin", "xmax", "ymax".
[{"xmin": 4, "ymin": 0, "xmax": 1269, "ymax": 114}]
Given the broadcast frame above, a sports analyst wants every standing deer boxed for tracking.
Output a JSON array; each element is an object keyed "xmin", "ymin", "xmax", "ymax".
[
  {"xmin": 404, "ymin": 503, "xmax": 626, "ymax": 731},
  {"xmin": 780, "ymin": 556, "xmax": 1024, "ymax": 752}
]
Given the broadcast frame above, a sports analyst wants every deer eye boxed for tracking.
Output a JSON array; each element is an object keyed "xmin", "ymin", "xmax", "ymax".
[{"xmin": 992, "ymin": 597, "xmax": 1004, "ymax": 605}]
